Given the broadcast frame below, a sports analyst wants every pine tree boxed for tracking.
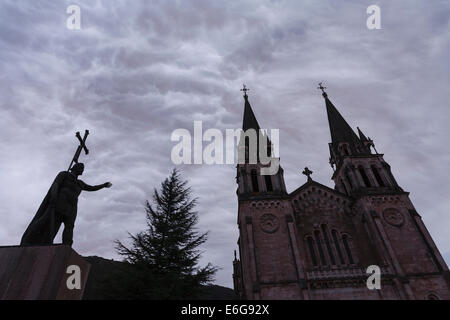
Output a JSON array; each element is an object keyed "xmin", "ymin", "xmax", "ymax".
[{"xmin": 115, "ymin": 169, "xmax": 217, "ymax": 299}]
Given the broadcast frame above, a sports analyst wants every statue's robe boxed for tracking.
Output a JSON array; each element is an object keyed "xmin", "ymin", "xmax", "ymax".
[{"xmin": 20, "ymin": 172, "xmax": 68, "ymax": 246}]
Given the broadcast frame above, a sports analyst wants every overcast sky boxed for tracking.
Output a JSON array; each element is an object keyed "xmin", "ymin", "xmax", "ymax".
[{"xmin": 0, "ymin": 0, "xmax": 449, "ymax": 288}]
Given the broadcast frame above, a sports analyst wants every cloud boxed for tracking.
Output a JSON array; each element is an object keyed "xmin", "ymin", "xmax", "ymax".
[{"xmin": 0, "ymin": 0, "xmax": 449, "ymax": 288}]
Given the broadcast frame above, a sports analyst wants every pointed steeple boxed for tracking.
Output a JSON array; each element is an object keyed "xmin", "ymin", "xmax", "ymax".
[
  {"xmin": 319, "ymin": 85, "xmax": 402, "ymax": 196},
  {"xmin": 241, "ymin": 85, "xmax": 260, "ymax": 131},
  {"xmin": 324, "ymin": 95, "xmax": 361, "ymax": 146},
  {"xmin": 236, "ymin": 85, "xmax": 287, "ymax": 197},
  {"xmin": 319, "ymin": 83, "xmax": 371, "ymax": 169},
  {"xmin": 239, "ymin": 85, "xmax": 270, "ymax": 162},
  {"xmin": 318, "ymin": 82, "xmax": 360, "ymax": 145}
]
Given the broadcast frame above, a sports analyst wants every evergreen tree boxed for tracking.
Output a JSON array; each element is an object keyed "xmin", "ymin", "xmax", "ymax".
[{"xmin": 115, "ymin": 169, "xmax": 217, "ymax": 299}]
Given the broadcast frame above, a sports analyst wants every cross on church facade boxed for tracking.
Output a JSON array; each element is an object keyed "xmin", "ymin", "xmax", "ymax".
[
  {"xmin": 302, "ymin": 167, "xmax": 313, "ymax": 181},
  {"xmin": 68, "ymin": 130, "xmax": 89, "ymax": 171}
]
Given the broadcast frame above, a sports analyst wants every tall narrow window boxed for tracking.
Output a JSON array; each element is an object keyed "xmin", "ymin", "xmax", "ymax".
[
  {"xmin": 342, "ymin": 144, "xmax": 350, "ymax": 156},
  {"xmin": 321, "ymin": 225, "xmax": 336, "ymax": 265},
  {"xmin": 245, "ymin": 136, "xmax": 250, "ymax": 163},
  {"xmin": 342, "ymin": 235, "xmax": 354, "ymax": 264},
  {"xmin": 358, "ymin": 165, "xmax": 371, "ymax": 187},
  {"xmin": 345, "ymin": 171, "xmax": 353, "ymax": 190},
  {"xmin": 314, "ymin": 230, "xmax": 327, "ymax": 266},
  {"xmin": 251, "ymin": 170, "xmax": 259, "ymax": 192},
  {"xmin": 371, "ymin": 165, "xmax": 385, "ymax": 187},
  {"xmin": 341, "ymin": 179, "xmax": 349, "ymax": 195},
  {"xmin": 307, "ymin": 237, "xmax": 318, "ymax": 267},
  {"xmin": 266, "ymin": 138, "xmax": 272, "ymax": 157},
  {"xmin": 332, "ymin": 230, "xmax": 345, "ymax": 265},
  {"xmin": 265, "ymin": 175, "xmax": 273, "ymax": 192}
]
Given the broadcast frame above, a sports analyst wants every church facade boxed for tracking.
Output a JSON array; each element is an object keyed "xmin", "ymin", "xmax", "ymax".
[{"xmin": 232, "ymin": 87, "xmax": 450, "ymax": 300}]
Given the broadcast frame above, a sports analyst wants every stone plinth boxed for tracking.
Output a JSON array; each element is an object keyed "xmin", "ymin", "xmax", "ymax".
[{"xmin": 0, "ymin": 245, "xmax": 90, "ymax": 300}]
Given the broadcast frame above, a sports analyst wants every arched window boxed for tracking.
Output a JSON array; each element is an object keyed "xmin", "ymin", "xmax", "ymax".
[
  {"xmin": 314, "ymin": 230, "xmax": 327, "ymax": 266},
  {"xmin": 307, "ymin": 237, "xmax": 318, "ymax": 267},
  {"xmin": 321, "ymin": 225, "xmax": 336, "ymax": 265},
  {"xmin": 358, "ymin": 165, "xmax": 371, "ymax": 187},
  {"xmin": 251, "ymin": 170, "xmax": 259, "ymax": 192},
  {"xmin": 332, "ymin": 230, "xmax": 345, "ymax": 265},
  {"xmin": 427, "ymin": 293, "xmax": 440, "ymax": 300},
  {"xmin": 265, "ymin": 175, "xmax": 273, "ymax": 192},
  {"xmin": 371, "ymin": 165, "xmax": 385, "ymax": 187},
  {"xmin": 341, "ymin": 144, "xmax": 350, "ymax": 156},
  {"xmin": 342, "ymin": 235, "xmax": 354, "ymax": 264}
]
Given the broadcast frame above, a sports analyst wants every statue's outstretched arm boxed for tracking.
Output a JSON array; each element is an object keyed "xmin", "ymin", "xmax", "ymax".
[{"xmin": 80, "ymin": 180, "xmax": 112, "ymax": 192}]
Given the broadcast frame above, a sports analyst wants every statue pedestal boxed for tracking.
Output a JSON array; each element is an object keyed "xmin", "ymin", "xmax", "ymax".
[{"xmin": 0, "ymin": 245, "xmax": 90, "ymax": 300}]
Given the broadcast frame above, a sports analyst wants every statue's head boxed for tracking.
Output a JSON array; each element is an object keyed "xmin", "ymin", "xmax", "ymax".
[{"xmin": 70, "ymin": 163, "xmax": 85, "ymax": 176}]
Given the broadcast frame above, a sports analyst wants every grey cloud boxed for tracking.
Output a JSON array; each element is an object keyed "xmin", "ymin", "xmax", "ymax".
[{"xmin": 0, "ymin": 0, "xmax": 449, "ymax": 288}]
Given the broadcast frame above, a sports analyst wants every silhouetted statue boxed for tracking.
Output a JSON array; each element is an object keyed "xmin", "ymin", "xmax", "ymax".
[
  {"xmin": 21, "ymin": 130, "xmax": 112, "ymax": 246},
  {"xmin": 21, "ymin": 163, "xmax": 112, "ymax": 246}
]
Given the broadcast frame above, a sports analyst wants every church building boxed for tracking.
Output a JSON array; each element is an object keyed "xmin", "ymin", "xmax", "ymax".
[{"xmin": 232, "ymin": 85, "xmax": 450, "ymax": 300}]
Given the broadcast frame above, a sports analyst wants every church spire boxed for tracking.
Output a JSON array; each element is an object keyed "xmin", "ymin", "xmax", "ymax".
[
  {"xmin": 323, "ymin": 90, "xmax": 360, "ymax": 146},
  {"xmin": 241, "ymin": 84, "xmax": 260, "ymax": 131},
  {"xmin": 236, "ymin": 85, "xmax": 287, "ymax": 197},
  {"xmin": 319, "ymin": 83, "xmax": 371, "ymax": 169},
  {"xmin": 319, "ymin": 85, "xmax": 402, "ymax": 196}
]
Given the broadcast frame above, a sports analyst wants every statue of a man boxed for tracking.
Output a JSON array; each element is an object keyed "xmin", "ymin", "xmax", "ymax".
[{"xmin": 21, "ymin": 163, "xmax": 112, "ymax": 246}]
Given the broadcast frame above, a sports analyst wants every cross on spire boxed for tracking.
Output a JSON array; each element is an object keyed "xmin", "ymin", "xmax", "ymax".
[
  {"xmin": 241, "ymin": 84, "xmax": 250, "ymax": 98},
  {"xmin": 302, "ymin": 167, "xmax": 313, "ymax": 181},
  {"xmin": 317, "ymin": 82, "xmax": 328, "ymax": 98}
]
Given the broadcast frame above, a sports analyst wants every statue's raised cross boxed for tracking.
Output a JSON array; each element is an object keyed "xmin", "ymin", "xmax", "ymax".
[
  {"xmin": 302, "ymin": 167, "xmax": 313, "ymax": 181},
  {"xmin": 68, "ymin": 130, "xmax": 89, "ymax": 171},
  {"xmin": 317, "ymin": 82, "xmax": 327, "ymax": 94},
  {"xmin": 240, "ymin": 84, "xmax": 250, "ymax": 97}
]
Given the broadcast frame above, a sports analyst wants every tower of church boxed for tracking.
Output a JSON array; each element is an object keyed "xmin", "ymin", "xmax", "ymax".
[{"xmin": 232, "ymin": 85, "xmax": 450, "ymax": 300}]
